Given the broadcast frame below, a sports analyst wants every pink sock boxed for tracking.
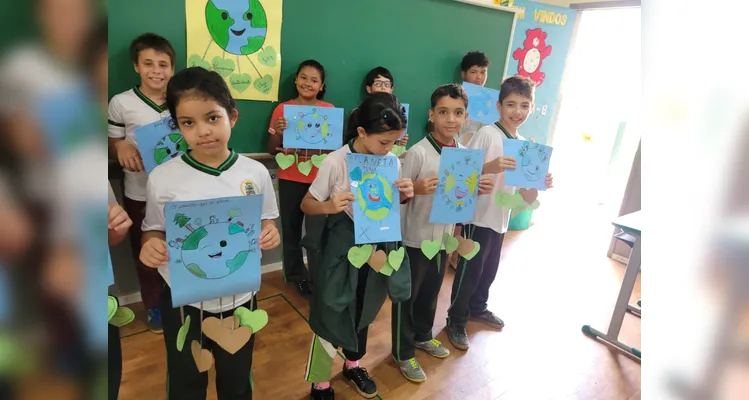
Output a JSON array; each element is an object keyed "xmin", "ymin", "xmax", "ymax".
[
  {"xmin": 344, "ymin": 359, "xmax": 359, "ymax": 369},
  {"xmin": 314, "ymin": 382, "xmax": 331, "ymax": 390}
]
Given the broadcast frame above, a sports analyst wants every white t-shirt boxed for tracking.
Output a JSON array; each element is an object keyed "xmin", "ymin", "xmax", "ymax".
[
  {"xmin": 108, "ymin": 87, "xmax": 170, "ymax": 201},
  {"xmin": 309, "ymin": 145, "xmax": 400, "ymax": 220},
  {"xmin": 467, "ymin": 124, "xmax": 524, "ymax": 234},
  {"xmin": 401, "ymin": 137, "xmax": 464, "ymax": 249},
  {"xmin": 142, "ymin": 151, "xmax": 280, "ymax": 313}
]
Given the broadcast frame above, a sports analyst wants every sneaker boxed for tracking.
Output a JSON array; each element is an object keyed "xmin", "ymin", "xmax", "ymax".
[
  {"xmin": 446, "ymin": 324, "xmax": 470, "ymax": 350},
  {"xmin": 414, "ymin": 339, "xmax": 451, "ymax": 358},
  {"xmin": 147, "ymin": 308, "xmax": 163, "ymax": 333},
  {"xmin": 342, "ymin": 366, "xmax": 378, "ymax": 398},
  {"xmin": 394, "ymin": 357, "xmax": 427, "ymax": 383},
  {"xmin": 310, "ymin": 385, "xmax": 335, "ymax": 400},
  {"xmin": 470, "ymin": 310, "xmax": 505, "ymax": 329},
  {"xmin": 297, "ymin": 279, "xmax": 313, "ymax": 298}
]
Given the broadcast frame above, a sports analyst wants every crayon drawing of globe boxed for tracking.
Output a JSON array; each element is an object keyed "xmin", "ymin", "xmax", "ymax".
[
  {"xmin": 349, "ymin": 167, "xmax": 393, "ymax": 221},
  {"xmin": 154, "ymin": 133, "xmax": 188, "ymax": 166},
  {"xmin": 206, "ymin": 0, "xmax": 267, "ymax": 56},
  {"xmin": 443, "ymin": 164, "xmax": 478, "ymax": 206}
]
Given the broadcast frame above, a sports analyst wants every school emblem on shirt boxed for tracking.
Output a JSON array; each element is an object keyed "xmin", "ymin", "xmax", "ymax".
[{"xmin": 240, "ymin": 180, "xmax": 257, "ymax": 196}]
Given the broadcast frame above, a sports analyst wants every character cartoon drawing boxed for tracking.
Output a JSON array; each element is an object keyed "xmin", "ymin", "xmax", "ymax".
[
  {"xmin": 440, "ymin": 154, "xmax": 480, "ymax": 211},
  {"xmin": 512, "ymin": 28, "xmax": 552, "ymax": 87},
  {"xmin": 205, "ymin": 0, "xmax": 268, "ymax": 55},
  {"xmin": 517, "ymin": 141, "xmax": 549, "ymax": 181},
  {"xmin": 293, "ymin": 109, "xmax": 329, "ymax": 145}
]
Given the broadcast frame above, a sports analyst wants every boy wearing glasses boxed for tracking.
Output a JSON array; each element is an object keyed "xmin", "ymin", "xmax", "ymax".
[{"xmin": 345, "ymin": 67, "xmax": 408, "ymax": 145}]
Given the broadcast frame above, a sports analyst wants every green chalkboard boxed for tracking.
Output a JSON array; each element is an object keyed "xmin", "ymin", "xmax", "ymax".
[{"xmin": 109, "ymin": 0, "xmax": 514, "ymax": 154}]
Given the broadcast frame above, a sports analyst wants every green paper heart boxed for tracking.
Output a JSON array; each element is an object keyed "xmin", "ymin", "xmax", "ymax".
[
  {"xmin": 253, "ymin": 74, "xmax": 274, "ymax": 94},
  {"xmin": 109, "ymin": 307, "xmax": 135, "ymax": 327},
  {"xmin": 391, "ymin": 144, "xmax": 406, "ymax": 157},
  {"xmin": 229, "ymin": 73, "xmax": 252, "ymax": 93},
  {"xmin": 234, "ymin": 307, "xmax": 269, "ymax": 333},
  {"xmin": 421, "ymin": 239, "xmax": 441, "ymax": 260},
  {"xmin": 526, "ymin": 200, "xmax": 540, "ymax": 210},
  {"xmin": 211, "ymin": 56, "xmax": 235, "ymax": 78},
  {"xmin": 443, "ymin": 233, "xmax": 459, "ymax": 254},
  {"xmin": 297, "ymin": 160, "xmax": 313, "ymax": 176},
  {"xmin": 176, "ymin": 315, "xmax": 191, "ymax": 352},
  {"xmin": 387, "ymin": 247, "xmax": 405, "ymax": 271},
  {"xmin": 187, "ymin": 54, "xmax": 211, "ymax": 70},
  {"xmin": 275, "ymin": 153, "xmax": 295, "ymax": 170},
  {"xmin": 495, "ymin": 192, "xmax": 526, "ymax": 209},
  {"xmin": 257, "ymin": 46, "xmax": 277, "ymax": 67},
  {"xmin": 379, "ymin": 263, "xmax": 395, "ymax": 276},
  {"xmin": 311, "ymin": 154, "xmax": 328, "ymax": 167},
  {"xmin": 108, "ymin": 296, "xmax": 117, "ymax": 322},
  {"xmin": 463, "ymin": 242, "xmax": 481, "ymax": 261},
  {"xmin": 347, "ymin": 245, "xmax": 373, "ymax": 268}
]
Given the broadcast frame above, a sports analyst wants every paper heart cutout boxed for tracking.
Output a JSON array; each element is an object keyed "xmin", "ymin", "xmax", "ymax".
[
  {"xmin": 109, "ymin": 307, "xmax": 135, "ymax": 327},
  {"xmin": 253, "ymin": 74, "xmax": 274, "ymax": 94},
  {"xmin": 275, "ymin": 153, "xmax": 296, "ymax": 170},
  {"xmin": 297, "ymin": 160, "xmax": 313, "ymax": 176},
  {"xmin": 463, "ymin": 241, "xmax": 481, "ymax": 260},
  {"xmin": 191, "ymin": 340, "xmax": 214, "ymax": 372},
  {"xmin": 421, "ymin": 239, "xmax": 441, "ymax": 260},
  {"xmin": 456, "ymin": 236, "xmax": 480, "ymax": 260},
  {"xmin": 187, "ymin": 54, "xmax": 211, "ymax": 70},
  {"xmin": 229, "ymin": 73, "xmax": 252, "ymax": 93},
  {"xmin": 311, "ymin": 154, "xmax": 328, "ymax": 167},
  {"xmin": 347, "ymin": 245, "xmax": 373, "ymax": 268},
  {"xmin": 108, "ymin": 296, "xmax": 117, "ymax": 322},
  {"xmin": 368, "ymin": 250, "xmax": 388, "ymax": 272},
  {"xmin": 387, "ymin": 247, "xmax": 405, "ymax": 271},
  {"xmin": 234, "ymin": 307, "xmax": 268, "ymax": 334},
  {"xmin": 211, "ymin": 56, "xmax": 235, "ymax": 78},
  {"xmin": 519, "ymin": 188, "xmax": 538, "ymax": 204},
  {"xmin": 391, "ymin": 144, "xmax": 406, "ymax": 157},
  {"xmin": 495, "ymin": 192, "xmax": 525, "ymax": 209},
  {"xmin": 526, "ymin": 200, "xmax": 540, "ymax": 210},
  {"xmin": 379, "ymin": 262, "xmax": 395, "ymax": 276},
  {"xmin": 443, "ymin": 233, "xmax": 459, "ymax": 254},
  {"xmin": 177, "ymin": 315, "xmax": 191, "ymax": 352},
  {"xmin": 257, "ymin": 46, "xmax": 277, "ymax": 67},
  {"xmin": 201, "ymin": 316, "xmax": 252, "ymax": 355}
]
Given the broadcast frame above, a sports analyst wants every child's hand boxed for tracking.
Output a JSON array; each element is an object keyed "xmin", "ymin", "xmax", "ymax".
[
  {"xmin": 394, "ymin": 178, "xmax": 414, "ymax": 199},
  {"xmin": 274, "ymin": 147, "xmax": 297, "ymax": 155},
  {"xmin": 328, "ymin": 192, "xmax": 355, "ymax": 214},
  {"xmin": 492, "ymin": 156, "xmax": 516, "ymax": 173},
  {"xmin": 140, "ymin": 237, "xmax": 169, "ymax": 268},
  {"xmin": 546, "ymin": 173, "xmax": 554, "ymax": 189},
  {"xmin": 259, "ymin": 221, "xmax": 280, "ymax": 250},
  {"xmin": 413, "ymin": 176, "xmax": 438, "ymax": 195},
  {"xmin": 273, "ymin": 117, "xmax": 288, "ymax": 133},
  {"xmin": 396, "ymin": 134, "xmax": 409, "ymax": 146},
  {"xmin": 478, "ymin": 176, "xmax": 494, "ymax": 195},
  {"xmin": 268, "ymin": 127, "xmax": 277, "ymax": 135},
  {"xmin": 115, "ymin": 140, "xmax": 144, "ymax": 172},
  {"xmin": 108, "ymin": 204, "xmax": 132, "ymax": 233}
]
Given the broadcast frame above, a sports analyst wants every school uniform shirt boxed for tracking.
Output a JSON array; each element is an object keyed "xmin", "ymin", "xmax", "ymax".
[
  {"xmin": 108, "ymin": 86, "xmax": 171, "ymax": 202},
  {"xmin": 456, "ymin": 120, "xmax": 485, "ymax": 147},
  {"xmin": 141, "ymin": 151, "xmax": 280, "ymax": 313},
  {"xmin": 401, "ymin": 136, "xmax": 461, "ymax": 249},
  {"xmin": 308, "ymin": 145, "xmax": 400, "ymax": 220},
  {"xmin": 467, "ymin": 124, "xmax": 525, "ymax": 234},
  {"xmin": 269, "ymin": 99, "xmax": 334, "ymax": 184}
]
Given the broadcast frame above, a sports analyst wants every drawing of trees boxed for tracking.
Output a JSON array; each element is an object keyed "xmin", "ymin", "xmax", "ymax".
[{"xmin": 173, "ymin": 213, "xmax": 194, "ymax": 232}]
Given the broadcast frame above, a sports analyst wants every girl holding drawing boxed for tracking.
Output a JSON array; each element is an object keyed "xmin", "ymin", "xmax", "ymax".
[
  {"xmin": 300, "ymin": 92, "xmax": 414, "ymax": 400},
  {"xmin": 140, "ymin": 67, "xmax": 280, "ymax": 399},
  {"xmin": 267, "ymin": 59, "xmax": 334, "ymax": 298}
]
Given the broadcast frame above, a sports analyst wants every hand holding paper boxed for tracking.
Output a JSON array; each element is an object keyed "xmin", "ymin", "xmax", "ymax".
[
  {"xmin": 140, "ymin": 237, "xmax": 169, "ymax": 268},
  {"xmin": 395, "ymin": 178, "xmax": 414, "ymax": 199},
  {"xmin": 414, "ymin": 177, "xmax": 439, "ymax": 195},
  {"xmin": 259, "ymin": 220, "xmax": 280, "ymax": 250},
  {"xmin": 478, "ymin": 176, "xmax": 494, "ymax": 195},
  {"xmin": 329, "ymin": 192, "xmax": 355, "ymax": 214}
]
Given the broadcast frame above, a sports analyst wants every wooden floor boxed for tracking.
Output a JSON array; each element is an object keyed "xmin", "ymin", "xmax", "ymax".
[{"xmin": 118, "ymin": 204, "xmax": 641, "ymax": 400}]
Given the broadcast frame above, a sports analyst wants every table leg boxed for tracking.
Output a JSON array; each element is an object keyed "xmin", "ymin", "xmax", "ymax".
[{"xmin": 607, "ymin": 236, "xmax": 641, "ymax": 338}]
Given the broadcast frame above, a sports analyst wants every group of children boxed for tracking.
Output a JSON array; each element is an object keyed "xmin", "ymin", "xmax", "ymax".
[{"xmin": 107, "ymin": 31, "xmax": 553, "ymax": 400}]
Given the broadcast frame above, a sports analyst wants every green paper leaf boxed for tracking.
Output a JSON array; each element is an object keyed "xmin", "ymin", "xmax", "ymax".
[
  {"xmin": 527, "ymin": 200, "xmax": 540, "ymax": 210},
  {"xmin": 311, "ymin": 153, "xmax": 328, "ymax": 167},
  {"xmin": 275, "ymin": 153, "xmax": 296, "ymax": 170},
  {"xmin": 495, "ymin": 192, "xmax": 525, "ymax": 209},
  {"xmin": 187, "ymin": 54, "xmax": 211, "ymax": 70},
  {"xmin": 211, "ymin": 56, "xmax": 235, "ymax": 78},
  {"xmin": 387, "ymin": 247, "xmax": 405, "ymax": 271},
  {"xmin": 177, "ymin": 315, "xmax": 191, "ymax": 352},
  {"xmin": 257, "ymin": 46, "xmax": 277, "ymax": 67},
  {"xmin": 253, "ymin": 74, "xmax": 274, "ymax": 94},
  {"xmin": 109, "ymin": 307, "xmax": 135, "ymax": 327},
  {"xmin": 229, "ymin": 73, "xmax": 252, "ymax": 93},
  {"xmin": 234, "ymin": 307, "xmax": 269, "ymax": 333},
  {"xmin": 379, "ymin": 263, "xmax": 395, "ymax": 276},
  {"xmin": 391, "ymin": 144, "xmax": 406, "ymax": 157},
  {"xmin": 442, "ymin": 233, "xmax": 459, "ymax": 254},
  {"xmin": 297, "ymin": 160, "xmax": 313, "ymax": 176},
  {"xmin": 347, "ymin": 245, "xmax": 373, "ymax": 268},
  {"xmin": 463, "ymin": 242, "xmax": 481, "ymax": 261},
  {"xmin": 421, "ymin": 240, "xmax": 441, "ymax": 260},
  {"xmin": 108, "ymin": 296, "xmax": 117, "ymax": 322}
]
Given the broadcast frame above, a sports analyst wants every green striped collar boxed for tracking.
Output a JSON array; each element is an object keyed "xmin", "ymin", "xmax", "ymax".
[
  {"xmin": 133, "ymin": 85, "xmax": 167, "ymax": 113},
  {"xmin": 181, "ymin": 149, "xmax": 238, "ymax": 176}
]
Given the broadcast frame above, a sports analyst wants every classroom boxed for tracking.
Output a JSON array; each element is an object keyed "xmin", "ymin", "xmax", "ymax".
[{"xmin": 105, "ymin": 0, "xmax": 643, "ymax": 399}]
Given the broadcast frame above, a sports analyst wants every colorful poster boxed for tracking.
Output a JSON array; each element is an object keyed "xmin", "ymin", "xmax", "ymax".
[
  {"xmin": 502, "ymin": 139, "xmax": 553, "ymax": 190},
  {"xmin": 347, "ymin": 154, "xmax": 401, "ymax": 244},
  {"xmin": 133, "ymin": 116, "xmax": 188, "ymax": 174},
  {"xmin": 185, "ymin": 0, "xmax": 283, "ymax": 102},
  {"xmin": 463, "ymin": 82, "xmax": 500, "ymax": 125},
  {"xmin": 429, "ymin": 148, "xmax": 486, "ymax": 224},
  {"xmin": 282, "ymin": 105, "xmax": 344, "ymax": 150},
  {"xmin": 165, "ymin": 195, "xmax": 263, "ymax": 307},
  {"xmin": 503, "ymin": 0, "xmax": 577, "ymax": 145}
]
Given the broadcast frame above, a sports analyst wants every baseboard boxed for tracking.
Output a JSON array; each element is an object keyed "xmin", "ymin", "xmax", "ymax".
[
  {"xmin": 116, "ymin": 258, "xmax": 298, "ymax": 306},
  {"xmin": 610, "ymin": 253, "xmax": 630, "ymax": 265}
]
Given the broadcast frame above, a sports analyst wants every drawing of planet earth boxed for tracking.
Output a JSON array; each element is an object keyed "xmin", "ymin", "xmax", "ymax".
[
  {"xmin": 350, "ymin": 168, "xmax": 393, "ymax": 221},
  {"xmin": 205, "ymin": 0, "xmax": 268, "ymax": 55},
  {"xmin": 180, "ymin": 222, "xmax": 251, "ymax": 279},
  {"xmin": 444, "ymin": 165, "xmax": 478, "ymax": 204},
  {"xmin": 154, "ymin": 133, "xmax": 188, "ymax": 165},
  {"xmin": 295, "ymin": 111, "xmax": 329, "ymax": 144},
  {"xmin": 519, "ymin": 143, "xmax": 547, "ymax": 182},
  {"xmin": 468, "ymin": 90, "xmax": 493, "ymax": 119}
]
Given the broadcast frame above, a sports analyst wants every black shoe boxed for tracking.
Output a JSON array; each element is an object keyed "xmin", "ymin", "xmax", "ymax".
[
  {"xmin": 470, "ymin": 310, "xmax": 505, "ymax": 329},
  {"xmin": 297, "ymin": 279, "xmax": 313, "ymax": 297},
  {"xmin": 310, "ymin": 385, "xmax": 335, "ymax": 400},
  {"xmin": 446, "ymin": 324, "xmax": 470, "ymax": 350},
  {"xmin": 342, "ymin": 366, "xmax": 378, "ymax": 398}
]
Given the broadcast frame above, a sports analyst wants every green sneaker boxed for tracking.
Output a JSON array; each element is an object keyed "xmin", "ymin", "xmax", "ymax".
[
  {"xmin": 414, "ymin": 339, "xmax": 451, "ymax": 359},
  {"xmin": 394, "ymin": 357, "xmax": 426, "ymax": 383}
]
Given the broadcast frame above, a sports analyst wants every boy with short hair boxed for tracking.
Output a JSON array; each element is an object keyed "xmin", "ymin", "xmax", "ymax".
[
  {"xmin": 345, "ymin": 66, "xmax": 407, "ymax": 146},
  {"xmin": 446, "ymin": 76, "xmax": 553, "ymax": 350},
  {"xmin": 107, "ymin": 32, "xmax": 176, "ymax": 333},
  {"xmin": 456, "ymin": 50, "xmax": 490, "ymax": 146}
]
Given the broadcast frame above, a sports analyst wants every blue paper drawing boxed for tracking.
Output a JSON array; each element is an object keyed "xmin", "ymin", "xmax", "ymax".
[
  {"xmin": 429, "ymin": 148, "xmax": 486, "ymax": 224},
  {"xmin": 77, "ymin": 204, "xmax": 109, "ymax": 351},
  {"xmin": 347, "ymin": 153, "xmax": 402, "ymax": 244},
  {"xmin": 165, "ymin": 195, "xmax": 263, "ymax": 307},
  {"xmin": 463, "ymin": 82, "xmax": 501, "ymax": 125},
  {"xmin": 283, "ymin": 105, "xmax": 344, "ymax": 150},
  {"xmin": 36, "ymin": 83, "xmax": 99, "ymax": 156},
  {"xmin": 133, "ymin": 116, "xmax": 189, "ymax": 174},
  {"xmin": 400, "ymin": 103, "xmax": 410, "ymax": 139},
  {"xmin": 502, "ymin": 139, "xmax": 553, "ymax": 190}
]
